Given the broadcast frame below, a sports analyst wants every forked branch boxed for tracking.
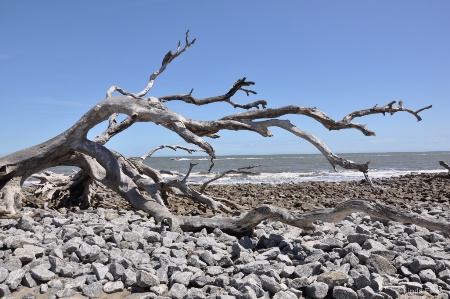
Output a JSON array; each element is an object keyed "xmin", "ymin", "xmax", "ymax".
[
  {"xmin": 342, "ymin": 101, "xmax": 432, "ymax": 123},
  {"xmin": 141, "ymin": 145, "xmax": 206, "ymax": 160},
  {"xmin": 160, "ymin": 77, "xmax": 267, "ymax": 110},
  {"xmin": 106, "ymin": 30, "xmax": 195, "ymax": 99},
  {"xmin": 200, "ymin": 165, "xmax": 260, "ymax": 193}
]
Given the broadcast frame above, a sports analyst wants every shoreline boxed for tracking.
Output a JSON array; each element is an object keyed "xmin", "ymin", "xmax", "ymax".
[
  {"xmin": 2, "ymin": 172, "xmax": 450, "ymax": 299},
  {"xmin": 165, "ymin": 172, "xmax": 450, "ymax": 218}
]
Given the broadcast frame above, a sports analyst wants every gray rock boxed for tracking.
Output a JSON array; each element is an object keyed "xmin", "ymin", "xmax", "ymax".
[
  {"xmin": 92, "ymin": 262, "xmax": 109, "ymax": 280},
  {"xmin": 217, "ymin": 255, "xmax": 234, "ymax": 267},
  {"xmin": 48, "ymin": 255, "xmax": 65, "ymax": 273},
  {"xmin": 48, "ymin": 278, "xmax": 64, "ymax": 289},
  {"xmin": 215, "ymin": 275, "xmax": 230, "ymax": 288},
  {"xmin": 238, "ymin": 260, "xmax": 270, "ymax": 274},
  {"xmin": 109, "ymin": 262, "xmax": 126, "ymax": 280},
  {"xmin": 305, "ymin": 281, "xmax": 329, "ymax": 299},
  {"xmin": 238, "ymin": 285, "xmax": 258, "ymax": 299},
  {"xmin": 69, "ymin": 252, "xmax": 80, "ymax": 263},
  {"xmin": 273, "ymin": 290, "xmax": 298, "ymax": 299},
  {"xmin": 383, "ymin": 285, "xmax": 406, "ymax": 298},
  {"xmin": 362, "ymin": 239, "xmax": 386, "ymax": 251},
  {"xmin": 256, "ymin": 247, "xmax": 281, "ymax": 260},
  {"xmin": 5, "ymin": 269, "xmax": 25, "ymax": 290},
  {"xmin": 347, "ymin": 233, "xmax": 369, "ymax": 245},
  {"xmin": 342, "ymin": 252, "xmax": 359, "ymax": 268},
  {"xmin": 136, "ymin": 270, "xmax": 160, "ymax": 287},
  {"xmin": 0, "ymin": 268, "xmax": 9, "ymax": 283},
  {"xmin": 340, "ymin": 243, "xmax": 362, "ymax": 257},
  {"xmin": 168, "ymin": 282, "xmax": 188, "ymax": 299},
  {"xmin": 13, "ymin": 247, "xmax": 35, "ymax": 263},
  {"xmin": 366, "ymin": 254, "xmax": 396, "ymax": 275},
  {"xmin": 370, "ymin": 275, "xmax": 384, "ymax": 292},
  {"xmin": 357, "ymin": 286, "xmax": 382, "ymax": 299},
  {"xmin": 419, "ymin": 268, "xmax": 437, "ymax": 282},
  {"xmin": 170, "ymin": 271, "xmax": 193, "ymax": 286},
  {"xmin": 77, "ymin": 242, "xmax": 101, "ymax": 263},
  {"xmin": 280, "ymin": 265, "xmax": 296, "ymax": 278},
  {"xmin": 123, "ymin": 231, "xmax": 142, "ymax": 243},
  {"xmin": 60, "ymin": 264, "xmax": 74, "ymax": 277},
  {"xmin": 22, "ymin": 272, "xmax": 37, "ymax": 288},
  {"xmin": 293, "ymin": 264, "xmax": 313, "ymax": 277},
  {"xmin": 30, "ymin": 265, "xmax": 55, "ymax": 282},
  {"xmin": 231, "ymin": 242, "xmax": 248, "ymax": 257},
  {"xmin": 156, "ymin": 255, "xmax": 170, "ymax": 284},
  {"xmin": 17, "ymin": 216, "xmax": 35, "ymax": 232},
  {"xmin": 260, "ymin": 274, "xmax": 283, "ymax": 294},
  {"xmin": 65, "ymin": 275, "xmax": 86, "ymax": 289},
  {"xmin": 199, "ymin": 250, "xmax": 215, "ymax": 266},
  {"xmin": 400, "ymin": 281, "xmax": 423, "ymax": 292},
  {"xmin": 371, "ymin": 250, "xmax": 396, "ymax": 261},
  {"xmin": 82, "ymin": 281, "xmax": 103, "ymax": 298},
  {"xmin": 196, "ymin": 236, "xmax": 217, "ymax": 249},
  {"xmin": 150, "ymin": 284, "xmax": 168, "ymax": 296},
  {"xmin": 62, "ymin": 237, "xmax": 82, "ymax": 255},
  {"xmin": 439, "ymin": 269, "xmax": 450, "ymax": 280},
  {"xmin": 144, "ymin": 231, "xmax": 161, "ymax": 243},
  {"xmin": 103, "ymin": 281, "xmax": 124, "ymax": 293},
  {"xmin": 122, "ymin": 268, "xmax": 137, "ymax": 287},
  {"xmin": 56, "ymin": 288, "xmax": 77, "ymax": 298},
  {"xmin": 188, "ymin": 255, "xmax": 207, "ymax": 269},
  {"xmin": 333, "ymin": 286, "xmax": 358, "ymax": 299},
  {"xmin": 0, "ymin": 284, "xmax": 11, "ymax": 297},
  {"xmin": 410, "ymin": 256, "xmax": 437, "ymax": 273},
  {"xmin": 206, "ymin": 265, "xmax": 224, "ymax": 276},
  {"xmin": 323, "ymin": 237, "xmax": 345, "ymax": 249},
  {"xmin": 184, "ymin": 287, "xmax": 204, "ymax": 299},
  {"xmin": 289, "ymin": 276, "xmax": 314, "ymax": 289},
  {"xmin": 52, "ymin": 217, "xmax": 70, "ymax": 227},
  {"xmin": 3, "ymin": 257, "xmax": 22, "ymax": 271},
  {"xmin": 410, "ymin": 236, "xmax": 429, "ymax": 251},
  {"xmin": 316, "ymin": 271, "xmax": 349, "ymax": 288},
  {"xmin": 3, "ymin": 235, "xmax": 35, "ymax": 249},
  {"xmin": 276, "ymin": 254, "xmax": 293, "ymax": 266}
]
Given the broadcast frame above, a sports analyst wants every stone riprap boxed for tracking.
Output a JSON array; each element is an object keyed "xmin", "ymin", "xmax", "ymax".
[
  {"xmin": 1, "ymin": 172, "xmax": 449, "ymax": 298},
  {"xmin": 0, "ymin": 206, "xmax": 449, "ymax": 298}
]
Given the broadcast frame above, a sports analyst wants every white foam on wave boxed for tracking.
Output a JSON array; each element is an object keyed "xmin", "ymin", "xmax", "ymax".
[{"xmin": 160, "ymin": 168, "xmax": 447, "ymax": 185}]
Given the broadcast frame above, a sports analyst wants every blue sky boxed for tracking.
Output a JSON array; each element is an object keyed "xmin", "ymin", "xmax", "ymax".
[{"xmin": 1, "ymin": 0, "xmax": 449, "ymax": 157}]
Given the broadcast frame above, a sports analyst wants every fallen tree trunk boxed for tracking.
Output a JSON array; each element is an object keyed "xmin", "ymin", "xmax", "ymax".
[
  {"xmin": 177, "ymin": 199, "xmax": 450, "ymax": 236},
  {"xmin": 1, "ymin": 32, "xmax": 442, "ymax": 236}
]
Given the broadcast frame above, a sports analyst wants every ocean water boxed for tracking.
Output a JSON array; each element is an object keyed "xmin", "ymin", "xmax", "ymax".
[
  {"xmin": 143, "ymin": 151, "xmax": 450, "ymax": 184},
  {"xmin": 35, "ymin": 151, "xmax": 450, "ymax": 185}
]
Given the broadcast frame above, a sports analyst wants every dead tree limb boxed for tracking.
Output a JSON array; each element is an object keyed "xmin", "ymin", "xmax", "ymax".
[
  {"xmin": 342, "ymin": 101, "xmax": 432, "ymax": 122},
  {"xmin": 141, "ymin": 145, "xmax": 205, "ymax": 160},
  {"xmin": 439, "ymin": 161, "xmax": 450, "ymax": 172},
  {"xmin": 0, "ymin": 33, "xmax": 441, "ymax": 236},
  {"xmin": 177, "ymin": 199, "xmax": 450, "ymax": 236},
  {"xmin": 160, "ymin": 77, "xmax": 267, "ymax": 110},
  {"xmin": 200, "ymin": 165, "xmax": 260, "ymax": 193}
]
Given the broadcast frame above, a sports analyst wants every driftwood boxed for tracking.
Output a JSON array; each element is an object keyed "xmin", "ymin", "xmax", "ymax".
[
  {"xmin": 439, "ymin": 161, "xmax": 450, "ymax": 172},
  {"xmin": 1, "ymin": 32, "xmax": 444, "ymax": 236}
]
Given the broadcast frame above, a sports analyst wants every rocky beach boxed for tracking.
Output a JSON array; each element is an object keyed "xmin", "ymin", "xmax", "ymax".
[{"xmin": 1, "ymin": 172, "xmax": 449, "ymax": 299}]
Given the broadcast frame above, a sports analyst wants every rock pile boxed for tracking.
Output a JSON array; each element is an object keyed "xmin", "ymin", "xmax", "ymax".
[{"xmin": 0, "ymin": 203, "xmax": 449, "ymax": 298}]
